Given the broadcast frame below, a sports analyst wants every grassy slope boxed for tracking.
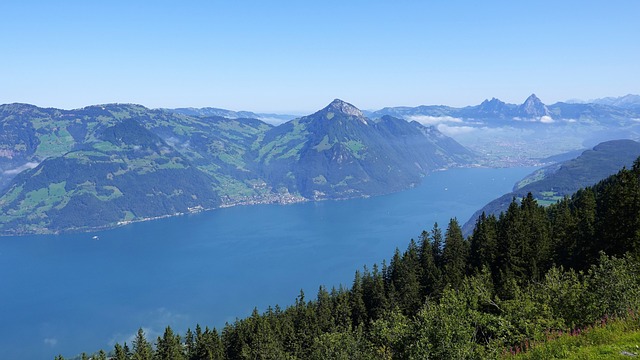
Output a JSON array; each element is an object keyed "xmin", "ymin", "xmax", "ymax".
[{"xmin": 506, "ymin": 315, "xmax": 640, "ymax": 359}]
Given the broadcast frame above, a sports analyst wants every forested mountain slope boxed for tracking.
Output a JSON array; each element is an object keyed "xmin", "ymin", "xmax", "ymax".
[
  {"xmin": 462, "ymin": 139, "xmax": 640, "ymax": 235},
  {"xmin": 65, "ymin": 158, "xmax": 640, "ymax": 359}
]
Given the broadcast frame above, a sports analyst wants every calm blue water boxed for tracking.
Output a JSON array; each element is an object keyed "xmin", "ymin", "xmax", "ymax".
[{"xmin": 0, "ymin": 167, "xmax": 535, "ymax": 359}]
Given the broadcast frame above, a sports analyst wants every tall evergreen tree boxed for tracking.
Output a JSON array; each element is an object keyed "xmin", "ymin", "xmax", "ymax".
[
  {"xmin": 430, "ymin": 223, "xmax": 444, "ymax": 269},
  {"xmin": 442, "ymin": 218, "xmax": 468, "ymax": 289},
  {"xmin": 330, "ymin": 285, "xmax": 352, "ymax": 331},
  {"xmin": 469, "ymin": 212, "xmax": 498, "ymax": 275},
  {"xmin": 520, "ymin": 192, "xmax": 551, "ymax": 280},
  {"xmin": 596, "ymin": 163, "xmax": 640, "ymax": 258},
  {"xmin": 363, "ymin": 263, "xmax": 389, "ymax": 321},
  {"xmin": 495, "ymin": 199, "xmax": 526, "ymax": 294},
  {"xmin": 349, "ymin": 271, "xmax": 367, "ymax": 327},
  {"xmin": 571, "ymin": 188, "xmax": 597, "ymax": 269},
  {"xmin": 316, "ymin": 285, "xmax": 334, "ymax": 333},
  {"xmin": 389, "ymin": 240, "xmax": 423, "ymax": 314},
  {"xmin": 113, "ymin": 343, "xmax": 129, "ymax": 360},
  {"xmin": 418, "ymin": 229, "xmax": 442, "ymax": 298},
  {"xmin": 184, "ymin": 328, "xmax": 195, "ymax": 360},
  {"xmin": 156, "ymin": 326, "xmax": 184, "ymax": 360},
  {"xmin": 548, "ymin": 197, "xmax": 577, "ymax": 268},
  {"xmin": 132, "ymin": 328, "xmax": 153, "ymax": 360},
  {"xmin": 95, "ymin": 350, "xmax": 107, "ymax": 360}
]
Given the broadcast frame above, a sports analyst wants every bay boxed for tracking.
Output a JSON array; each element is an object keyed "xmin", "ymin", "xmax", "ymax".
[{"xmin": 0, "ymin": 167, "xmax": 536, "ymax": 359}]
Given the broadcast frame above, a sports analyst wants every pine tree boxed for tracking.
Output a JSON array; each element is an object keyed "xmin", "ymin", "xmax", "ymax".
[
  {"xmin": 156, "ymin": 326, "xmax": 184, "ymax": 360},
  {"xmin": 132, "ymin": 328, "xmax": 153, "ymax": 360},
  {"xmin": 316, "ymin": 285, "xmax": 334, "ymax": 333},
  {"xmin": 331, "ymin": 285, "xmax": 352, "ymax": 331},
  {"xmin": 469, "ymin": 212, "xmax": 498, "ymax": 275},
  {"xmin": 496, "ymin": 198, "xmax": 526, "ymax": 294},
  {"xmin": 113, "ymin": 343, "xmax": 129, "ymax": 360},
  {"xmin": 349, "ymin": 271, "xmax": 367, "ymax": 327},
  {"xmin": 419, "ymin": 229, "xmax": 442, "ymax": 297},
  {"xmin": 442, "ymin": 218, "xmax": 468, "ymax": 289},
  {"xmin": 367, "ymin": 263, "xmax": 389, "ymax": 320},
  {"xmin": 431, "ymin": 223, "xmax": 444, "ymax": 269},
  {"xmin": 548, "ymin": 197, "xmax": 576, "ymax": 268},
  {"xmin": 520, "ymin": 193, "xmax": 551, "ymax": 280},
  {"xmin": 390, "ymin": 240, "xmax": 423, "ymax": 314},
  {"xmin": 184, "ymin": 328, "xmax": 195, "ymax": 360},
  {"xmin": 95, "ymin": 350, "xmax": 107, "ymax": 360}
]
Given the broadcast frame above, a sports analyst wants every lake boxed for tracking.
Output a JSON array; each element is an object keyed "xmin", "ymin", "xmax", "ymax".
[{"xmin": 0, "ymin": 166, "xmax": 536, "ymax": 359}]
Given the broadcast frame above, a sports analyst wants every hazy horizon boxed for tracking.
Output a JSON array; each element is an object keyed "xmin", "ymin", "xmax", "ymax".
[{"xmin": 2, "ymin": 1, "xmax": 638, "ymax": 113}]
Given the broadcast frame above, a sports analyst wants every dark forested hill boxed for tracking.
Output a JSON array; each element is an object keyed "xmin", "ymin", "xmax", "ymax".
[
  {"xmin": 462, "ymin": 139, "xmax": 640, "ymax": 235},
  {"xmin": 0, "ymin": 100, "xmax": 475, "ymax": 235}
]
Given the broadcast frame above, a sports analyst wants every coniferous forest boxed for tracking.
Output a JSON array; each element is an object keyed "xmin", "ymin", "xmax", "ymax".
[{"xmin": 59, "ymin": 160, "xmax": 640, "ymax": 360}]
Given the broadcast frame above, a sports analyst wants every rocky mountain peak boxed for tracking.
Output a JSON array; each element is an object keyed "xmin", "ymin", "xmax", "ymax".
[
  {"xmin": 324, "ymin": 99, "xmax": 365, "ymax": 118},
  {"xmin": 479, "ymin": 97, "xmax": 507, "ymax": 109},
  {"xmin": 518, "ymin": 93, "xmax": 550, "ymax": 117}
]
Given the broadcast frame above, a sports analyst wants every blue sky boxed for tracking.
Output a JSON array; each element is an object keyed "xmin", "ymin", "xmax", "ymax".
[{"xmin": 1, "ymin": 1, "xmax": 638, "ymax": 113}]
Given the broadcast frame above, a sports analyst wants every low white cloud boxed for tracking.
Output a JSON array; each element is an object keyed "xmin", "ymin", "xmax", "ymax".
[
  {"xmin": 258, "ymin": 117, "xmax": 288, "ymax": 125},
  {"xmin": 3, "ymin": 162, "xmax": 39, "ymax": 175},
  {"xmin": 540, "ymin": 116, "xmax": 555, "ymax": 124},
  {"xmin": 408, "ymin": 115, "xmax": 463, "ymax": 125},
  {"xmin": 44, "ymin": 338, "xmax": 58, "ymax": 347},
  {"xmin": 437, "ymin": 124, "xmax": 477, "ymax": 136}
]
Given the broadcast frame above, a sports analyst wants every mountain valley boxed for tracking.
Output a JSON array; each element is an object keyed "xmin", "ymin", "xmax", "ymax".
[{"xmin": 0, "ymin": 99, "xmax": 475, "ymax": 235}]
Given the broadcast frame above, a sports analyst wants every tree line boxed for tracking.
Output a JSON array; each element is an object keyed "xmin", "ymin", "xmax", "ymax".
[{"xmin": 58, "ymin": 159, "xmax": 640, "ymax": 359}]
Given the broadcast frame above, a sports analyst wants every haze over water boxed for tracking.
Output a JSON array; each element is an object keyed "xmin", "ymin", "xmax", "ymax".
[{"xmin": 0, "ymin": 167, "xmax": 536, "ymax": 359}]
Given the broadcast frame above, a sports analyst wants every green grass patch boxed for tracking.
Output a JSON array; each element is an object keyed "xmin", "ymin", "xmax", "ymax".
[
  {"xmin": 516, "ymin": 169, "xmax": 548, "ymax": 190},
  {"xmin": 257, "ymin": 119, "xmax": 308, "ymax": 163},
  {"xmin": 92, "ymin": 141, "xmax": 122, "ymax": 153},
  {"xmin": 8, "ymin": 182, "xmax": 68, "ymax": 218},
  {"xmin": 279, "ymin": 142, "xmax": 305, "ymax": 160},
  {"xmin": 313, "ymin": 175, "xmax": 327, "ymax": 185},
  {"xmin": 157, "ymin": 158, "xmax": 187, "ymax": 170},
  {"xmin": 217, "ymin": 152, "xmax": 246, "ymax": 168},
  {"xmin": 35, "ymin": 128, "xmax": 76, "ymax": 159},
  {"xmin": 196, "ymin": 164, "xmax": 221, "ymax": 177},
  {"xmin": 122, "ymin": 211, "xmax": 136, "ymax": 222},
  {"xmin": 334, "ymin": 176, "xmax": 354, "ymax": 187},
  {"xmin": 506, "ymin": 316, "xmax": 640, "ymax": 359},
  {"xmin": 213, "ymin": 174, "xmax": 256, "ymax": 198},
  {"xmin": 314, "ymin": 135, "xmax": 333, "ymax": 151},
  {"xmin": 0, "ymin": 185, "xmax": 24, "ymax": 207},
  {"xmin": 344, "ymin": 140, "xmax": 366, "ymax": 159},
  {"xmin": 95, "ymin": 186, "xmax": 123, "ymax": 201}
]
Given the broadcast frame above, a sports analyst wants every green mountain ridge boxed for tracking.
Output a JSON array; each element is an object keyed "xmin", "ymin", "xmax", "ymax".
[
  {"xmin": 462, "ymin": 139, "xmax": 640, "ymax": 235},
  {"xmin": 0, "ymin": 119, "xmax": 221, "ymax": 234},
  {"xmin": 257, "ymin": 100, "xmax": 475, "ymax": 200},
  {"xmin": 0, "ymin": 100, "xmax": 475, "ymax": 235}
]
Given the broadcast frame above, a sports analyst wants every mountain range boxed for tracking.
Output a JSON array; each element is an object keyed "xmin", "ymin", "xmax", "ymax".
[
  {"xmin": 367, "ymin": 94, "xmax": 640, "ymax": 125},
  {"xmin": 3, "ymin": 93, "xmax": 640, "ymax": 236},
  {"xmin": 0, "ymin": 100, "xmax": 474, "ymax": 235}
]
